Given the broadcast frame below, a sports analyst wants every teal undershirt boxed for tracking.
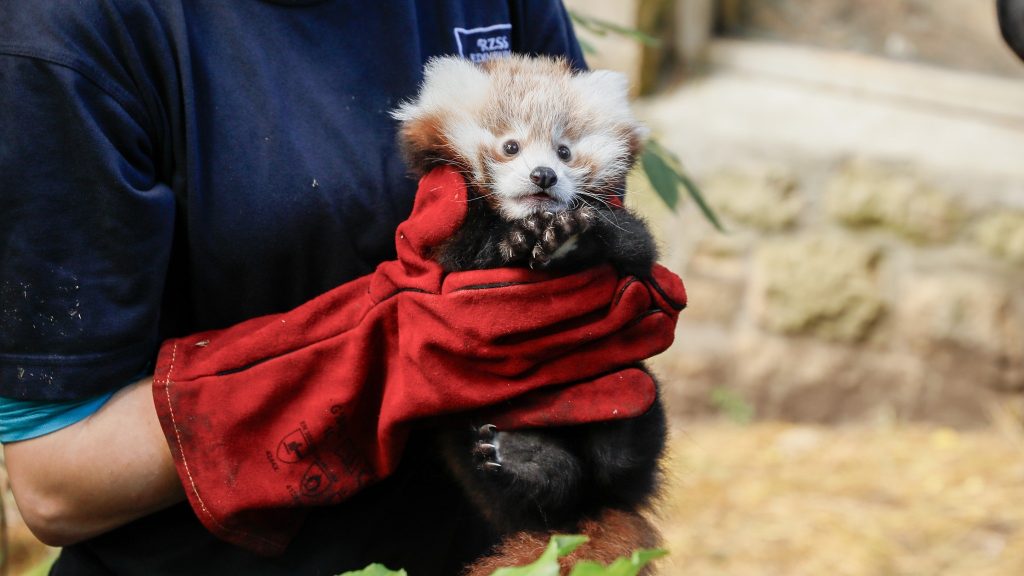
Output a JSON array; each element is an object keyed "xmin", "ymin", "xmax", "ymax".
[{"xmin": 0, "ymin": 391, "xmax": 116, "ymax": 443}]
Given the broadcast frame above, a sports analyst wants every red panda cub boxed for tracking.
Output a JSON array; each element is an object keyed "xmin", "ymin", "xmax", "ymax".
[{"xmin": 393, "ymin": 55, "xmax": 666, "ymax": 575}]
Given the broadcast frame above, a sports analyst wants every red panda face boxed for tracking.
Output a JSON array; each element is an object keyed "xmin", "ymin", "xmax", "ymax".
[
  {"xmin": 481, "ymin": 128, "xmax": 578, "ymax": 219},
  {"xmin": 393, "ymin": 55, "xmax": 648, "ymax": 220}
]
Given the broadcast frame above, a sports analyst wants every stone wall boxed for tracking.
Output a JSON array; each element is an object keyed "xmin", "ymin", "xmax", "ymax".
[
  {"xmin": 629, "ymin": 39, "xmax": 1024, "ymax": 428},
  {"xmin": 640, "ymin": 153, "xmax": 1024, "ymax": 428},
  {"xmin": 726, "ymin": 0, "xmax": 1024, "ymax": 79},
  {"xmin": 564, "ymin": 1, "xmax": 1024, "ymax": 427}
]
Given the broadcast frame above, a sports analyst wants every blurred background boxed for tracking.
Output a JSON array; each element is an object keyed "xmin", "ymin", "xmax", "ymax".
[
  {"xmin": 3, "ymin": 1, "xmax": 1024, "ymax": 574},
  {"xmin": 569, "ymin": 0, "xmax": 1024, "ymax": 574}
]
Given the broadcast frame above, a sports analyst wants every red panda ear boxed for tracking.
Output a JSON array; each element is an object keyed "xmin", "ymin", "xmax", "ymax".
[
  {"xmin": 571, "ymin": 69, "xmax": 648, "ymax": 166},
  {"xmin": 420, "ymin": 57, "xmax": 489, "ymax": 97},
  {"xmin": 396, "ymin": 112, "xmax": 450, "ymax": 175},
  {"xmin": 393, "ymin": 57, "xmax": 490, "ymax": 174},
  {"xmin": 572, "ymin": 70, "xmax": 632, "ymax": 115},
  {"xmin": 624, "ymin": 123, "xmax": 650, "ymax": 167}
]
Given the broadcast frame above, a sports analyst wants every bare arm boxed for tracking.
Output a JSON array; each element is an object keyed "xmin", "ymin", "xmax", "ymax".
[{"xmin": 3, "ymin": 378, "xmax": 184, "ymax": 546}]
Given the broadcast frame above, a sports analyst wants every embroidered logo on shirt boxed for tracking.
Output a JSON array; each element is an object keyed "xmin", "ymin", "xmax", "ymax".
[{"xmin": 454, "ymin": 23, "xmax": 512, "ymax": 63}]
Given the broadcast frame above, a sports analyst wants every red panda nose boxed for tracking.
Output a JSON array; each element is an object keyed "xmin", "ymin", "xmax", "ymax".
[{"xmin": 530, "ymin": 166, "xmax": 558, "ymax": 190}]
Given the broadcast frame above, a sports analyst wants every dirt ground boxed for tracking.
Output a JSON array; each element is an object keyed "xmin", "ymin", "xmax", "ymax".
[
  {"xmin": 6, "ymin": 419, "xmax": 1024, "ymax": 575},
  {"xmin": 656, "ymin": 420, "xmax": 1024, "ymax": 576}
]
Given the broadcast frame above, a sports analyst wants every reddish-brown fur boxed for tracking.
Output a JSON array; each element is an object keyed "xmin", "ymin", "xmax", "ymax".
[
  {"xmin": 398, "ymin": 112, "xmax": 466, "ymax": 173},
  {"xmin": 461, "ymin": 509, "xmax": 661, "ymax": 576}
]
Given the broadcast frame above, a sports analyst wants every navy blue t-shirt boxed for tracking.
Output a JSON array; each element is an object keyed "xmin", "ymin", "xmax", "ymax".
[{"xmin": 0, "ymin": 0, "xmax": 584, "ymax": 573}]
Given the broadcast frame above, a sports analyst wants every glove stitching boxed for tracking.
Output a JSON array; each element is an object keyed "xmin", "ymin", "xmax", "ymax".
[{"xmin": 162, "ymin": 341, "xmax": 284, "ymax": 549}]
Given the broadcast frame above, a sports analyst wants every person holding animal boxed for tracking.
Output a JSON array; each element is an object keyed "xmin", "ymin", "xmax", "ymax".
[{"xmin": 0, "ymin": 1, "xmax": 683, "ymax": 575}]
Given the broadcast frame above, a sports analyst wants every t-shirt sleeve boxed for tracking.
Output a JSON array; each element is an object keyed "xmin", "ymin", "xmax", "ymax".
[
  {"xmin": 0, "ymin": 392, "xmax": 116, "ymax": 443},
  {"xmin": 0, "ymin": 51, "xmax": 174, "ymax": 402},
  {"xmin": 509, "ymin": 0, "xmax": 588, "ymax": 69}
]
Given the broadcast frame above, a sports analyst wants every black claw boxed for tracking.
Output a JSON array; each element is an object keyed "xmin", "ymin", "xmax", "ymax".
[
  {"xmin": 582, "ymin": 206, "xmax": 597, "ymax": 218},
  {"xmin": 522, "ymin": 216, "xmax": 543, "ymax": 235},
  {"xmin": 498, "ymin": 240, "xmax": 515, "ymax": 263},
  {"xmin": 511, "ymin": 231, "xmax": 528, "ymax": 249},
  {"xmin": 554, "ymin": 212, "xmax": 575, "ymax": 236},
  {"xmin": 542, "ymin": 227, "xmax": 558, "ymax": 250},
  {"xmin": 473, "ymin": 443, "xmax": 498, "ymax": 460},
  {"xmin": 478, "ymin": 424, "xmax": 497, "ymax": 440}
]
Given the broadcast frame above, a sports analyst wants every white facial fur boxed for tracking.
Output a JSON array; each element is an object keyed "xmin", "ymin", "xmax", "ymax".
[
  {"xmin": 394, "ymin": 56, "xmax": 647, "ymax": 220},
  {"xmin": 486, "ymin": 129, "xmax": 576, "ymax": 219}
]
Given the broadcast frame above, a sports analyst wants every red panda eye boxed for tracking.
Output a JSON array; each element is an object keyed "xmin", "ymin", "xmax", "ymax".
[
  {"xmin": 503, "ymin": 140, "xmax": 520, "ymax": 156},
  {"xmin": 557, "ymin": 145, "xmax": 571, "ymax": 161}
]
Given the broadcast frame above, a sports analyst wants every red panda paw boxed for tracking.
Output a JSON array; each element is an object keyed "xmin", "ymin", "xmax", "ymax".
[
  {"xmin": 529, "ymin": 207, "xmax": 598, "ymax": 269},
  {"xmin": 497, "ymin": 207, "xmax": 598, "ymax": 268}
]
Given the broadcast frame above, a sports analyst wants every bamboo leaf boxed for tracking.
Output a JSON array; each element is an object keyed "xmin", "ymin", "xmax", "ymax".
[
  {"xmin": 644, "ymin": 139, "xmax": 725, "ymax": 232},
  {"xmin": 641, "ymin": 148, "xmax": 679, "ymax": 211},
  {"xmin": 568, "ymin": 11, "xmax": 661, "ymax": 47},
  {"xmin": 576, "ymin": 35, "xmax": 598, "ymax": 55},
  {"xmin": 569, "ymin": 11, "xmax": 611, "ymax": 37},
  {"xmin": 645, "ymin": 138, "xmax": 682, "ymax": 171},
  {"xmin": 677, "ymin": 169, "xmax": 725, "ymax": 232}
]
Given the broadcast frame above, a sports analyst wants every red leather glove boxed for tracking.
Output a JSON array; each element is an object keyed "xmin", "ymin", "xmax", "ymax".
[{"xmin": 152, "ymin": 166, "xmax": 686, "ymax": 554}]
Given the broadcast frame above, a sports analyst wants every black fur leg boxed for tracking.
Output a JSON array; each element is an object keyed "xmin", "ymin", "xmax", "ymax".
[
  {"xmin": 444, "ymin": 424, "xmax": 586, "ymax": 531},
  {"xmin": 479, "ymin": 427, "xmax": 584, "ymax": 529},
  {"xmin": 580, "ymin": 393, "xmax": 667, "ymax": 511},
  {"xmin": 582, "ymin": 207, "xmax": 658, "ymax": 277}
]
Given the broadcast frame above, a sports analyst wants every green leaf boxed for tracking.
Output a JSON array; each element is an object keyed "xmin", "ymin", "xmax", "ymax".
[
  {"xmin": 571, "ymin": 11, "xmax": 611, "ymax": 37},
  {"xmin": 568, "ymin": 549, "xmax": 668, "ymax": 576},
  {"xmin": 550, "ymin": 535, "xmax": 590, "ymax": 557},
  {"xmin": 710, "ymin": 387, "xmax": 754, "ymax": 424},
  {"xmin": 576, "ymin": 35, "xmax": 598, "ymax": 56},
  {"xmin": 490, "ymin": 535, "xmax": 589, "ymax": 576},
  {"xmin": 641, "ymin": 148, "xmax": 679, "ymax": 211},
  {"xmin": 568, "ymin": 11, "xmax": 661, "ymax": 47},
  {"xmin": 677, "ymin": 169, "xmax": 725, "ymax": 232},
  {"xmin": 629, "ymin": 548, "xmax": 669, "ymax": 567},
  {"xmin": 644, "ymin": 138, "xmax": 677, "ymax": 168},
  {"xmin": 338, "ymin": 564, "xmax": 408, "ymax": 576},
  {"xmin": 21, "ymin": 555, "xmax": 60, "ymax": 576},
  {"xmin": 644, "ymin": 139, "xmax": 725, "ymax": 232}
]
